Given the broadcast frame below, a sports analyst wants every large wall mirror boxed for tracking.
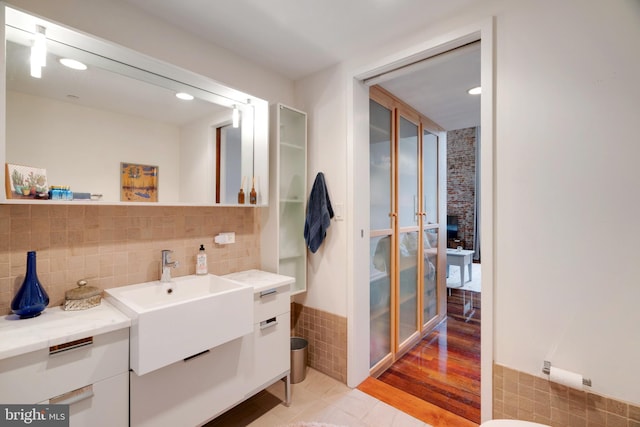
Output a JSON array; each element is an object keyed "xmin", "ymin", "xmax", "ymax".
[{"xmin": 1, "ymin": 5, "xmax": 269, "ymax": 206}]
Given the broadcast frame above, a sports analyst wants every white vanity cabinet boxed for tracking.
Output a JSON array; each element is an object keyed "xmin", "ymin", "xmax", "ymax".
[
  {"xmin": 245, "ymin": 275, "xmax": 292, "ymax": 397},
  {"xmin": 130, "ymin": 332, "xmax": 253, "ymax": 427},
  {"xmin": 130, "ymin": 270, "xmax": 293, "ymax": 427},
  {"xmin": 0, "ymin": 304, "xmax": 131, "ymax": 427}
]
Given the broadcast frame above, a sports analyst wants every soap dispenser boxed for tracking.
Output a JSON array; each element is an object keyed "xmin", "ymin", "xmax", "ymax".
[{"xmin": 196, "ymin": 244, "xmax": 208, "ymax": 275}]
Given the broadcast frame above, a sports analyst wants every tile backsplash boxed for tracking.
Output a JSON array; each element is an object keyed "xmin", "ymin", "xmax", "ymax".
[{"xmin": 0, "ymin": 204, "xmax": 260, "ymax": 315}]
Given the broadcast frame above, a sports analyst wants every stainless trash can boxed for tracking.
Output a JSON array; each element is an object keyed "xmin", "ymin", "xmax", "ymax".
[{"xmin": 290, "ymin": 337, "xmax": 308, "ymax": 384}]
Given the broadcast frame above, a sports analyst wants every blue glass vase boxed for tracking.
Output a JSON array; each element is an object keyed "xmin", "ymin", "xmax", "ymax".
[{"xmin": 11, "ymin": 251, "xmax": 49, "ymax": 319}]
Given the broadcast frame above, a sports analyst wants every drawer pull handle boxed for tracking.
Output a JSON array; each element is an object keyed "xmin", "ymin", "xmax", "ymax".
[
  {"xmin": 49, "ymin": 336, "xmax": 93, "ymax": 355},
  {"xmin": 260, "ymin": 317, "xmax": 278, "ymax": 329},
  {"xmin": 260, "ymin": 288, "xmax": 277, "ymax": 298},
  {"xmin": 50, "ymin": 385, "xmax": 94, "ymax": 405},
  {"xmin": 183, "ymin": 349, "xmax": 210, "ymax": 362}
]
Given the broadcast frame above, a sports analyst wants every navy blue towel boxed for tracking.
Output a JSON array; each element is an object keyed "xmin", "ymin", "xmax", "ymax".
[{"xmin": 304, "ymin": 172, "xmax": 334, "ymax": 253}]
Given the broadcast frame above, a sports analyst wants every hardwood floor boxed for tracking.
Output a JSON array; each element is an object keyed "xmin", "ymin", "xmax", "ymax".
[
  {"xmin": 358, "ymin": 376, "xmax": 478, "ymax": 427},
  {"xmin": 360, "ymin": 289, "xmax": 481, "ymax": 426}
]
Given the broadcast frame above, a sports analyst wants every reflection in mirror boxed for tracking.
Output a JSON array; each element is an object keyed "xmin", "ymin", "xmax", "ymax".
[
  {"xmin": 2, "ymin": 6, "xmax": 268, "ymax": 206},
  {"xmin": 216, "ymin": 124, "xmax": 246, "ymax": 205}
]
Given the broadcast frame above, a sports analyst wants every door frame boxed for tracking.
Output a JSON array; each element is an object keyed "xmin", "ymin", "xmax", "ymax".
[{"xmin": 346, "ymin": 18, "xmax": 495, "ymax": 422}]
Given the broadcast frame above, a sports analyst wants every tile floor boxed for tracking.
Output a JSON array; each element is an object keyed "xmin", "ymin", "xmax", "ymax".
[{"xmin": 205, "ymin": 368, "xmax": 432, "ymax": 427}]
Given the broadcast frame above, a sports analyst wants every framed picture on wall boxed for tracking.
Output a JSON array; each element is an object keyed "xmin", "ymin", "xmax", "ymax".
[
  {"xmin": 5, "ymin": 163, "xmax": 48, "ymax": 199},
  {"xmin": 120, "ymin": 162, "xmax": 158, "ymax": 202}
]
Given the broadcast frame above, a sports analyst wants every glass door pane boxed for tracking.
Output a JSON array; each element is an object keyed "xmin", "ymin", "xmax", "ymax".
[
  {"xmin": 397, "ymin": 116, "xmax": 419, "ymax": 344},
  {"xmin": 398, "ymin": 117, "xmax": 419, "ymax": 228},
  {"xmin": 423, "ymin": 228, "xmax": 439, "ymax": 324},
  {"xmin": 369, "ymin": 99, "xmax": 392, "ymax": 368},
  {"xmin": 370, "ymin": 235, "xmax": 391, "ymax": 367},
  {"xmin": 423, "ymin": 131, "xmax": 438, "ymax": 225},
  {"xmin": 369, "ymin": 100, "xmax": 392, "ymax": 230},
  {"xmin": 423, "ymin": 130, "xmax": 440, "ymax": 326},
  {"xmin": 398, "ymin": 231, "xmax": 419, "ymax": 343}
]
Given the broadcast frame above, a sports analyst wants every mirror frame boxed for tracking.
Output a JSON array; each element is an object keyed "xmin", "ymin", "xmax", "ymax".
[{"xmin": 0, "ymin": 3, "xmax": 269, "ymax": 207}]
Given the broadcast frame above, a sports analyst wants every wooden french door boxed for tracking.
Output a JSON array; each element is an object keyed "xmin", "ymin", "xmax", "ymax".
[{"xmin": 369, "ymin": 85, "xmax": 447, "ymax": 375}]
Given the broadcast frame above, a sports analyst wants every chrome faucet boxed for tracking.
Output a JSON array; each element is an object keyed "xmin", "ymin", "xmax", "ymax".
[{"xmin": 160, "ymin": 250, "xmax": 179, "ymax": 283}]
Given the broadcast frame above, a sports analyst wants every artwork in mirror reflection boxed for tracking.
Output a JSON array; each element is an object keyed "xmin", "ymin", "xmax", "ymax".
[
  {"xmin": 5, "ymin": 163, "xmax": 48, "ymax": 199},
  {"xmin": 2, "ymin": 5, "xmax": 267, "ymax": 205},
  {"xmin": 120, "ymin": 163, "xmax": 158, "ymax": 202}
]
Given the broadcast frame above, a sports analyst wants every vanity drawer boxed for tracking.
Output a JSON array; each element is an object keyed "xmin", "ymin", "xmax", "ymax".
[
  {"xmin": 39, "ymin": 372, "xmax": 128, "ymax": 427},
  {"xmin": 253, "ymin": 284, "xmax": 290, "ymax": 320},
  {"xmin": 250, "ymin": 312, "xmax": 290, "ymax": 392},
  {"xmin": 0, "ymin": 327, "xmax": 129, "ymax": 404},
  {"xmin": 130, "ymin": 336, "xmax": 249, "ymax": 427}
]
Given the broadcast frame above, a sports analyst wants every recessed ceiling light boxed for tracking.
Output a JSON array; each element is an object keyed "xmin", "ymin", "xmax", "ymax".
[
  {"xmin": 59, "ymin": 58, "xmax": 87, "ymax": 70},
  {"xmin": 175, "ymin": 92, "xmax": 194, "ymax": 101},
  {"xmin": 467, "ymin": 86, "xmax": 481, "ymax": 95}
]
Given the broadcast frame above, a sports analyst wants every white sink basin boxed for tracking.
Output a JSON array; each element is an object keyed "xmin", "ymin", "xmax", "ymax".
[{"xmin": 105, "ymin": 274, "xmax": 253, "ymax": 375}]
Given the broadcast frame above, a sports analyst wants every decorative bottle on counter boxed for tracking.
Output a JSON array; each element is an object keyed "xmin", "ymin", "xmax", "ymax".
[
  {"xmin": 196, "ymin": 244, "xmax": 208, "ymax": 275},
  {"xmin": 238, "ymin": 176, "xmax": 246, "ymax": 204},
  {"xmin": 11, "ymin": 251, "xmax": 49, "ymax": 319},
  {"xmin": 249, "ymin": 177, "xmax": 257, "ymax": 204}
]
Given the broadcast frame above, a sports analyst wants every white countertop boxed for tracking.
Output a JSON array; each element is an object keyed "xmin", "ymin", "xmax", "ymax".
[
  {"xmin": 0, "ymin": 270, "xmax": 291, "ymax": 361},
  {"xmin": 0, "ymin": 300, "xmax": 131, "ymax": 361},
  {"xmin": 223, "ymin": 269, "xmax": 295, "ymax": 293}
]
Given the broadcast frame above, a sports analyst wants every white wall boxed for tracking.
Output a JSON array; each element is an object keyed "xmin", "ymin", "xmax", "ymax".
[
  {"xmin": 296, "ymin": 0, "xmax": 640, "ymax": 406},
  {"xmin": 294, "ymin": 66, "xmax": 349, "ymax": 315},
  {"xmin": 490, "ymin": 0, "xmax": 640, "ymax": 404}
]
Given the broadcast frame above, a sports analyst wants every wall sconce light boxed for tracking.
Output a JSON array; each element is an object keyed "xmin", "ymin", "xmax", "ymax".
[
  {"xmin": 30, "ymin": 25, "xmax": 47, "ymax": 78},
  {"xmin": 232, "ymin": 105, "xmax": 240, "ymax": 128}
]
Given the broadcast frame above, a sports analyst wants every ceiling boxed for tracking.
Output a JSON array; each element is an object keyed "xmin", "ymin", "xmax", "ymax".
[
  {"xmin": 122, "ymin": 0, "xmax": 481, "ymax": 131},
  {"xmin": 376, "ymin": 42, "xmax": 480, "ymax": 131}
]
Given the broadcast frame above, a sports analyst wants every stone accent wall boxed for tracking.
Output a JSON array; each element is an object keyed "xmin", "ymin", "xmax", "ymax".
[
  {"xmin": 447, "ymin": 127, "xmax": 477, "ymax": 251},
  {"xmin": 291, "ymin": 302, "xmax": 347, "ymax": 383},
  {"xmin": 494, "ymin": 363, "xmax": 640, "ymax": 426},
  {"xmin": 0, "ymin": 204, "xmax": 260, "ymax": 315}
]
